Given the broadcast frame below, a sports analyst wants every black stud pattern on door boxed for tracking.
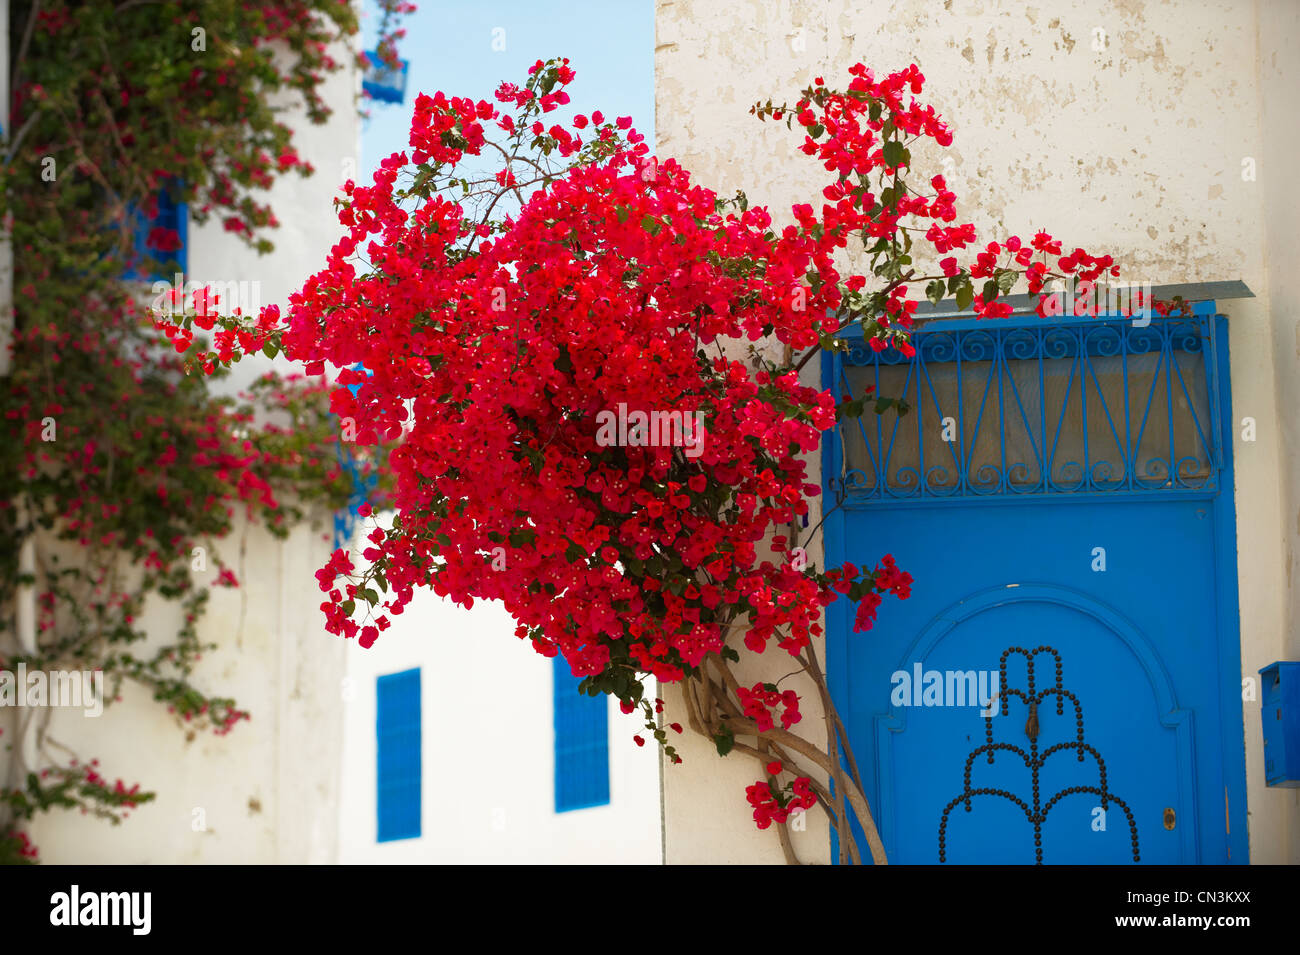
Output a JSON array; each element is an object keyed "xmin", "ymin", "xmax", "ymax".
[{"xmin": 937, "ymin": 645, "xmax": 1140, "ymax": 864}]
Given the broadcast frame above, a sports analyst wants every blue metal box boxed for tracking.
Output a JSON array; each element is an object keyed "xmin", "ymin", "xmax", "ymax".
[{"xmin": 1260, "ymin": 662, "xmax": 1300, "ymax": 787}]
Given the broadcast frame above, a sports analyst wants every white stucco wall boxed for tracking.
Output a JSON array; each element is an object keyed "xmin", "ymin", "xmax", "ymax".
[
  {"xmin": 11, "ymin": 30, "xmax": 361, "ymax": 863},
  {"xmin": 655, "ymin": 0, "xmax": 1299, "ymax": 864},
  {"xmin": 1254, "ymin": 0, "xmax": 1300, "ymax": 866},
  {"xmin": 337, "ymin": 549, "xmax": 663, "ymax": 864},
  {"xmin": 24, "ymin": 519, "xmax": 343, "ymax": 864}
]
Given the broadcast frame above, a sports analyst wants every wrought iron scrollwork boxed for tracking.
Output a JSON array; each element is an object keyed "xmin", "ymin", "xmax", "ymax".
[{"xmin": 835, "ymin": 317, "xmax": 1219, "ymax": 503}]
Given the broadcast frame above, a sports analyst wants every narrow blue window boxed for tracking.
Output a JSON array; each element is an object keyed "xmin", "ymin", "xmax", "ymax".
[
  {"xmin": 552, "ymin": 656, "xmax": 610, "ymax": 812},
  {"xmin": 122, "ymin": 182, "xmax": 187, "ymax": 282},
  {"xmin": 376, "ymin": 668, "xmax": 421, "ymax": 841}
]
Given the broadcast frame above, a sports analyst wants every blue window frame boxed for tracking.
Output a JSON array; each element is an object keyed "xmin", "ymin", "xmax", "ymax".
[
  {"xmin": 552, "ymin": 657, "xmax": 610, "ymax": 813},
  {"xmin": 376, "ymin": 668, "xmax": 421, "ymax": 842},
  {"xmin": 122, "ymin": 182, "xmax": 187, "ymax": 282}
]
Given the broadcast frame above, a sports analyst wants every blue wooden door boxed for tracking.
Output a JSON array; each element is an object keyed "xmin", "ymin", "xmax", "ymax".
[{"xmin": 824, "ymin": 307, "xmax": 1248, "ymax": 864}]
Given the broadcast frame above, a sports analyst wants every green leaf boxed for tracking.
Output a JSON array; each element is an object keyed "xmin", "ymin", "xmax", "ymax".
[
  {"xmin": 508, "ymin": 527, "xmax": 537, "ymax": 548},
  {"xmin": 955, "ymin": 283, "xmax": 974, "ymax": 311},
  {"xmin": 614, "ymin": 205, "xmax": 630, "ymax": 224},
  {"xmin": 882, "ymin": 140, "xmax": 907, "ymax": 168},
  {"xmin": 926, "ymin": 280, "xmax": 945, "ymax": 305},
  {"xmin": 714, "ymin": 724, "xmax": 735, "ymax": 757}
]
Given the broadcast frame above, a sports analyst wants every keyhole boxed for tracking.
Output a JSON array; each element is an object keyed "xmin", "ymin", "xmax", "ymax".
[{"xmin": 1163, "ymin": 807, "xmax": 1176, "ymax": 830}]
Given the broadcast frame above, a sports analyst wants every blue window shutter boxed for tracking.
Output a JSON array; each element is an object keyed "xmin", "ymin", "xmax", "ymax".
[
  {"xmin": 122, "ymin": 182, "xmax": 187, "ymax": 282},
  {"xmin": 376, "ymin": 668, "xmax": 421, "ymax": 841},
  {"xmin": 552, "ymin": 656, "xmax": 610, "ymax": 812}
]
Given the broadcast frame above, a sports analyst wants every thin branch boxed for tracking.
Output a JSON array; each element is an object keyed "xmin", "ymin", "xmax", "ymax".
[
  {"xmin": 10, "ymin": 0, "xmax": 42, "ymax": 113},
  {"xmin": 758, "ymin": 738, "xmax": 802, "ymax": 865},
  {"xmin": 800, "ymin": 643, "xmax": 865, "ymax": 796},
  {"xmin": 702, "ymin": 651, "xmax": 887, "ymax": 864},
  {"xmin": 729, "ymin": 737, "xmax": 862, "ymax": 864},
  {"xmin": 4, "ymin": 111, "xmax": 42, "ymax": 165}
]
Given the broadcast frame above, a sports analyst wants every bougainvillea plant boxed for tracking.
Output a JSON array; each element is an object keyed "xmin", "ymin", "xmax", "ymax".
[
  {"xmin": 161, "ymin": 57, "xmax": 1170, "ymax": 864},
  {"xmin": 0, "ymin": 0, "xmax": 408, "ymax": 863}
]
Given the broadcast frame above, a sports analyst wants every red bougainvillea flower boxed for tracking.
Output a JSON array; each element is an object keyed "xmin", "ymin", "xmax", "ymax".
[
  {"xmin": 146, "ymin": 226, "xmax": 183, "ymax": 253},
  {"xmin": 157, "ymin": 58, "xmax": 1131, "ymax": 834}
]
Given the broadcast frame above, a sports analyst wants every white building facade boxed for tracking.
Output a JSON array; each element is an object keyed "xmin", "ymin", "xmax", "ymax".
[
  {"xmin": 337, "ymin": 583, "xmax": 662, "ymax": 864},
  {"xmin": 2, "ymin": 11, "xmax": 362, "ymax": 865},
  {"xmin": 655, "ymin": 0, "xmax": 1300, "ymax": 866}
]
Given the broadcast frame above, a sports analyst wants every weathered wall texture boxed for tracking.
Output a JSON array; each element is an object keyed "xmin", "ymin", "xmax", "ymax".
[
  {"xmin": 1255, "ymin": 0, "xmax": 1300, "ymax": 867},
  {"xmin": 656, "ymin": 0, "xmax": 1299, "ymax": 864},
  {"xmin": 24, "ymin": 520, "xmax": 344, "ymax": 864},
  {"xmin": 12, "ymin": 33, "xmax": 362, "ymax": 864}
]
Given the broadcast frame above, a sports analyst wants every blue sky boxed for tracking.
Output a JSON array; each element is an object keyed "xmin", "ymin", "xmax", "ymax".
[{"xmin": 360, "ymin": 0, "xmax": 654, "ymax": 180}]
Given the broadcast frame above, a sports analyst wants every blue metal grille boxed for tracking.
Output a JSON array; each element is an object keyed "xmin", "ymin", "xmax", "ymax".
[
  {"xmin": 552, "ymin": 656, "xmax": 610, "ymax": 813},
  {"xmin": 828, "ymin": 311, "xmax": 1223, "ymax": 506},
  {"xmin": 376, "ymin": 668, "xmax": 421, "ymax": 842}
]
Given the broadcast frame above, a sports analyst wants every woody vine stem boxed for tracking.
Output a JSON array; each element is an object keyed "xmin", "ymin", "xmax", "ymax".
[
  {"xmin": 154, "ymin": 57, "xmax": 1152, "ymax": 869},
  {"xmin": 680, "ymin": 639, "xmax": 887, "ymax": 865}
]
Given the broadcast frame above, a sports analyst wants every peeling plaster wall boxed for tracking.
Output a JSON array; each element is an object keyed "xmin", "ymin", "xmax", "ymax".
[
  {"xmin": 9, "ymin": 33, "xmax": 361, "ymax": 864},
  {"xmin": 1255, "ymin": 0, "xmax": 1300, "ymax": 867},
  {"xmin": 20, "ymin": 519, "xmax": 344, "ymax": 863},
  {"xmin": 656, "ymin": 0, "xmax": 1298, "ymax": 864}
]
